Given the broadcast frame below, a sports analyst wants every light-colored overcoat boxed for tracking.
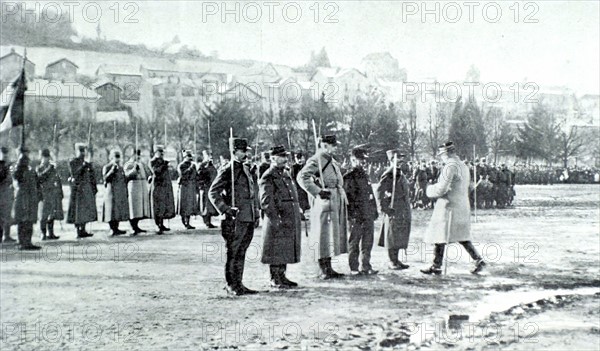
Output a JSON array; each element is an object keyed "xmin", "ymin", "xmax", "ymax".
[
  {"xmin": 123, "ymin": 160, "xmax": 151, "ymax": 220},
  {"xmin": 102, "ymin": 162, "xmax": 130, "ymax": 222}
]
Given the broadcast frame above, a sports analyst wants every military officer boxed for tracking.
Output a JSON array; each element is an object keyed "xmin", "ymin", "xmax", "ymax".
[
  {"xmin": 149, "ymin": 145, "xmax": 175, "ymax": 233},
  {"xmin": 177, "ymin": 150, "xmax": 198, "ymax": 229},
  {"xmin": 0, "ymin": 146, "xmax": 16, "ymax": 243},
  {"xmin": 209, "ymin": 138, "xmax": 260, "ymax": 296},
  {"xmin": 36, "ymin": 148, "xmax": 63, "ymax": 240},
  {"xmin": 343, "ymin": 147, "xmax": 379, "ymax": 275},
  {"xmin": 12, "ymin": 147, "xmax": 41, "ymax": 250},
  {"xmin": 67, "ymin": 143, "xmax": 97, "ymax": 238},
  {"xmin": 377, "ymin": 149, "xmax": 412, "ymax": 270},
  {"xmin": 123, "ymin": 149, "xmax": 151, "ymax": 235},
  {"xmin": 102, "ymin": 150, "xmax": 130, "ymax": 236},
  {"xmin": 258, "ymin": 152, "xmax": 271, "ymax": 179},
  {"xmin": 297, "ymin": 135, "xmax": 348, "ymax": 280},
  {"xmin": 421, "ymin": 142, "xmax": 486, "ymax": 275},
  {"xmin": 197, "ymin": 151, "xmax": 218, "ymax": 229},
  {"xmin": 259, "ymin": 145, "xmax": 302, "ymax": 288}
]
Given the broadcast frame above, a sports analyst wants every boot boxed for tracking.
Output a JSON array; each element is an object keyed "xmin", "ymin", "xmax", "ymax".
[
  {"xmin": 420, "ymin": 265, "xmax": 442, "ymax": 275},
  {"xmin": 279, "ymin": 265, "xmax": 298, "ymax": 287},
  {"xmin": 327, "ymin": 258, "xmax": 345, "ymax": 279},
  {"xmin": 318, "ymin": 258, "xmax": 333, "ymax": 280},
  {"xmin": 471, "ymin": 259, "xmax": 487, "ymax": 274},
  {"xmin": 77, "ymin": 225, "xmax": 93, "ymax": 238},
  {"xmin": 269, "ymin": 265, "xmax": 287, "ymax": 288},
  {"xmin": 40, "ymin": 222, "xmax": 48, "ymax": 241},
  {"xmin": 109, "ymin": 221, "xmax": 123, "ymax": 236},
  {"xmin": 47, "ymin": 221, "xmax": 59, "ymax": 240}
]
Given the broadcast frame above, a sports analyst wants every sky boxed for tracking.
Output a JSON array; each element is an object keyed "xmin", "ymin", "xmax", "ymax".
[{"xmin": 33, "ymin": 0, "xmax": 600, "ymax": 94}]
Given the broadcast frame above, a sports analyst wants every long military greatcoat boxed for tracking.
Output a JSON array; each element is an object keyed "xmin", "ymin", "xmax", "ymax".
[
  {"xmin": 12, "ymin": 160, "xmax": 40, "ymax": 224},
  {"xmin": 259, "ymin": 165, "xmax": 302, "ymax": 265},
  {"xmin": 209, "ymin": 160, "xmax": 259, "ymax": 224},
  {"xmin": 102, "ymin": 162, "xmax": 129, "ymax": 222},
  {"xmin": 123, "ymin": 159, "xmax": 151, "ymax": 220},
  {"xmin": 297, "ymin": 150, "xmax": 348, "ymax": 261},
  {"xmin": 36, "ymin": 163, "xmax": 64, "ymax": 221},
  {"xmin": 176, "ymin": 160, "xmax": 198, "ymax": 217},
  {"xmin": 67, "ymin": 156, "xmax": 98, "ymax": 224},
  {"xmin": 376, "ymin": 166, "xmax": 412, "ymax": 249},
  {"xmin": 0, "ymin": 160, "xmax": 14, "ymax": 225},
  {"xmin": 197, "ymin": 161, "xmax": 218, "ymax": 216},
  {"xmin": 149, "ymin": 157, "xmax": 175, "ymax": 219},
  {"xmin": 425, "ymin": 156, "xmax": 472, "ymax": 244}
]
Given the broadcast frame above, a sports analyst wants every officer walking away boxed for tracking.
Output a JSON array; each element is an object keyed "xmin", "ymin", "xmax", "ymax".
[
  {"xmin": 123, "ymin": 149, "xmax": 151, "ymax": 235},
  {"xmin": 12, "ymin": 147, "xmax": 41, "ymax": 250},
  {"xmin": 177, "ymin": 150, "xmax": 198, "ymax": 229},
  {"xmin": 377, "ymin": 149, "xmax": 412, "ymax": 270},
  {"xmin": 421, "ymin": 142, "xmax": 486, "ymax": 275},
  {"xmin": 259, "ymin": 145, "xmax": 302, "ymax": 289},
  {"xmin": 209, "ymin": 138, "xmax": 260, "ymax": 296},
  {"xmin": 67, "ymin": 143, "xmax": 97, "ymax": 238},
  {"xmin": 102, "ymin": 150, "xmax": 130, "ymax": 236},
  {"xmin": 149, "ymin": 145, "xmax": 175, "ymax": 234},
  {"xmin": 36, "ymin": 148, "xmax": 63, "ymax": 240},
  {"xmin": 343, "ymin": 147, "xmax": 379, "ymax": 275},
  {"xmin": 0, "ymin": 146, "xmax": 16, "ymax": 243}
]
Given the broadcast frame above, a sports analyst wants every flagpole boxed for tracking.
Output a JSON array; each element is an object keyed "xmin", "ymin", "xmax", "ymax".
[
  {"xmin": 207, "ymin": 119, "xmax": 211, "ymax": 152},
  {"xmin": 193, "ymin": 119, "xmax": 197, "ymax": 158},
  {"xmin": 473, "ymin": 144, "xmax": 477, "ymax": 223},
  {"xmin": 113, "ymin": 120, "xmax": 117, "ymax": 149},
  {"xmin": 135, "ymin": 118, "xmax": 138, "ymax": 153},
  {"xmin": 20, "ymin": 48, "xmax": 27, "ymax": 148}
]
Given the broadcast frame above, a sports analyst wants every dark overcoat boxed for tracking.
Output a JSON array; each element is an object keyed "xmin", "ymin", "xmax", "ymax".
[
  {"xmin": 197, "ymin": 162, "xmax": 218, "ymax": 216},
  {"xmin": 67, "ymin": 156, "xmax": 98, "ymax": 224},
  {"xmin": 149, "ymin": 157, "xmax": 175, "ymax": 219},
  {"xmin": 12, "ymin": 160, "xmax": 40, "ymax": 224},
  {"xmin": 36, "ymin": 163, "xmax": 64, "ymax": 221},
  {"xmin": 376, "ymin": 166, "xmax": 412, "ymax": 249},
  {"xmin": 176, "ymin": 160, "xmax": 198, "ymax": 216}
]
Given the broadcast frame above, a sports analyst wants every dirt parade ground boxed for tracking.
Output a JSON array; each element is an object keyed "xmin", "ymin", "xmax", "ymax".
[{"xmin": 1, "ymin": 184, "xmax": 599, "ymax": 350}]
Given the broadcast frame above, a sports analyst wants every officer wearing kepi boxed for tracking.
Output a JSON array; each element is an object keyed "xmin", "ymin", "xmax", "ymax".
[
  {"xmin": 177, "ymin": 150, "xmax": 198, "ymax": 229},
  {"xmin": 12, "ymin": 147, "xmax": 41, "ymax": 250},
  {"xmin": 149, "ymin": 145, "xmax": 175, "ymax": 234},
  {"xmin": 37, "ymin": 148, "xmax": 63, "ymax": 240},
  {"xmin": 209, "ymin": 138, "xmax": 260, "ymax": 296},
  {"xmin": 67, "ymin": 143, "xmax": 97, "ymax": 238},
  {"xmin": 259, "ymin": 145, "xmax": 302, "ymax": 289},
  {"xmin": 343, "ymin": 147, "xmax": 379, "ymax": 275},
  {"xmin": 102, "ymin": 150, "xmax": 130, "ymax": 236},
  {"xmin": 123, "ymin": 149, "xmax": 151, "ymax": 235}
]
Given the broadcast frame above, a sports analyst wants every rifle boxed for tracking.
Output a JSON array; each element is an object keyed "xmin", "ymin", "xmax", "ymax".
[{"xmin": 390, "ymin": 153, "xmax": 397, "ymax": 209}]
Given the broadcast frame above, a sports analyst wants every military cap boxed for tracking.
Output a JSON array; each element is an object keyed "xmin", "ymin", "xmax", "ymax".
[
  {"xmin": 270, "ymin": 145, "xmax": 290, "ymax": 157},
  {"xmin": 262, "ymin": 151, "xmax": 271, "ymax": 158},
  {"xmin": 110, "ymin": 149, "xmax": 121, "ymax": 158},
  {"xmin": 229, "ymin": 138, "xmax": 251, "ymax": 151},
  {"xmin": 1, "ymin": 146, "xmax": 9, "ymax": 154},
  {"xmin": 19, "ymin": 146, "xmax": 30, "ymax": 154},
  {"xmin": 437, "ymin": 141, "xmax": 455, "ymax": 155},
  {"xmin": 182, "ymin": 149, "xmax": 193, "ymax": 157},
  {"xmin": 481, "ymin": 157, "xmax": 487, "ymax": 163},
  {"xmin": 321, "ymin": 135, "xmax": 340, "ymax": 145},
  {"xmin": 155, "ymin": 145, "xmax": 165, "ymax": 152},
  {"xmin": 351, "ymin": 147, "xmax": 369, "ymax": 160},
  {"xmin": 135, "ymin": 149, "xmax": 142, "ymax": 156},
  {"xmin": 40, "ymin": 148, "xmax": 51, "ymax": 157},
  {"xmin": 75, "ymin": 142, "xmax": 87, "ymax": 152},
  {"xmin": 386, "ymin": 149, "xmax": 404, "ymax": 160}
]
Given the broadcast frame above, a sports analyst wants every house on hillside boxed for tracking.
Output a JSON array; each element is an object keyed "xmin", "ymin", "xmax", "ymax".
[
  {"xmin": 44, "ymin": 58, "xmax": 78, "ymax": 81},
  {"xmin": 0, "ymin": 48, "xmax": 36, "ymax": 87},
  {"xmin": 310, "ymin": 67, "xmax": 373, "ymax": 106},
  {"xmin": 24, "ymin": 79, "xmax": 99, "ymax": 123}
]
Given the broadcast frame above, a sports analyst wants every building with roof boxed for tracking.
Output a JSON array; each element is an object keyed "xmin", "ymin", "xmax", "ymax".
[{"xmin": 44, "ymin": 58, "xmax": 78, "ymax": 81}]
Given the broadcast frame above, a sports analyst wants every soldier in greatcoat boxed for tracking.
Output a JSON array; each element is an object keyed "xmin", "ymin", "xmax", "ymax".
[
  {"xmin": 421, "ymin": 142, "xmax": 486, "ymax": 275},
  {"xmin": 343, "ymin": 147, "xmax": 379, "ymax": 275},
  {"xmin": 123, "ymin": 149, "xmax": 151, "ymax": 235},
  {"xmin": 376, "ymin": 149, "xmax": 412, "ymax": 270},
  {"xmin": 197, "ymin": 151, "xmax": 218, "ymax": 229},
  {"xmin": 209, "ymin": 138, "xmax": 260, "ymax": 296},
  {"xmin": 149, "ymin": 145, "xmax": 175, "ymax": 233},
  {"xmin": 259, "ymin": 145, "xmax": 302, "ymax": 289},
  {"xmin": 177, "ymin": 150, "xmax": 198, "ymax": 229},
  {"xmin": 12, "ymin": 147, "xmax": 41, "ymax": 250},
  {"xmin": 102, "ymin": 150, "xmax": 129, "ymax": 236},
  {"xmin": 258, "ymin": 152, "xmax": 271, "ymax": 179},
  {"xmin": 0, "ymin": 146, "xmax": 16, "ymax": 243},
  {"xmin": 36, "ymin": 148, "xmax": 63, "ymax": 240},
  {"xmin": 67, "ymin": 143, "xmax": 97, "ymax": 238},
  {"xmin": 297, "ymin": 135, "xmax": 348, "ymax": 280}
]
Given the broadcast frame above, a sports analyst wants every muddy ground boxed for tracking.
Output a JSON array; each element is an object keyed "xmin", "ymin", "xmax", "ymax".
[{"xmin": 1, "ymin": 184, "xmax": 599, "ymax": 350}]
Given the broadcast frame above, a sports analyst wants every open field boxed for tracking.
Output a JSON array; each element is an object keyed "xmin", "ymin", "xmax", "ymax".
[{"xmin": 1, "ymin": 184, "xmax": 599, "ymax": 350}]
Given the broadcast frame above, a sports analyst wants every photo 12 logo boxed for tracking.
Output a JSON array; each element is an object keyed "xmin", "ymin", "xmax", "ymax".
[
  {"xmin": 1, "ymin": 2, "xmax": 140, "ymax": 24},
  {"xmin": 201, "ymin": 1, "xmax": 340, "ymax": 23},
  {"xmin": 401, "ymin": 1, "xmax": 540, "ymax": 24}
]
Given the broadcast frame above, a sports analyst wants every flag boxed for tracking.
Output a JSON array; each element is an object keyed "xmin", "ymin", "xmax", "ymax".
[{"xmin": 0, "ymin": 68, "xmax": 26, "ymax": 133}]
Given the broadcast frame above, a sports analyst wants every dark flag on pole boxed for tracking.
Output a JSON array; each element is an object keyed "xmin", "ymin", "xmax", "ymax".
[{"xmin": 0, "ymin": 67, "xmax": 26, "ymax": 133}]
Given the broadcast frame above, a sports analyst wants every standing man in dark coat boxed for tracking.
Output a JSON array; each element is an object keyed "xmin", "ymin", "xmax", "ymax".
[
  {"xmin": 209, "ymin": 138, "xmax": 260, "ymax": 296},
  {"xmin": 102, "ymin": 150, "xmax": 129, "ymax": 236},
  {"xmin": 343, "ymin": 147, "xmax": 379, "ymax": 275},
  {"xmin": 291, "ymin": 151, "xmax": 310, "ymax": 218},
  {"xmin": 258, "ymin": 152, "xmax": 271, "ymax": 179},
  {"xmin": 0, "ymin": 146, "xmax": 16, "ymax": 243},
  {"xmin": 376, "ymin": 149, "xmax": 411, "ymax": 270},
  {"xmin": 12, "ymin": 147, "xmax": 41, "ymax": 250},
  {"xmin": 149, "ymin": 145, "xmax": 175, "ymax": 233},
  {"xmin": 177, "ymin": 150, "xmax": 198, "ymax": 229},
  {"xmin": 259, "ymin": 145, "xmax": 302, "ymax": 288},
  {"xmin": 67, "ymin": 143, "xmax": 97, "ymax": 238},
  {"xmin": 197, "ymin": 151, "xmax": 218, "ymax": 229},
  {"xmin": 37, "ymin": 148, "xmax": 62, "ymax": 240}
]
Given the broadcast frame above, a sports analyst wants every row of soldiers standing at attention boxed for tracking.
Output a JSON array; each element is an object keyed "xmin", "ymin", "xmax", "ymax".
[{"xmin": 209, "ymin": 136, "xmax": 486, "ymax": 296}]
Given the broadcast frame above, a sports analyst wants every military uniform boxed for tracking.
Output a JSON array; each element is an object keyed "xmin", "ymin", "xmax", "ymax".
[
  {"xmin": 343, "ymin": 147, "xmax": 378, "ymax": 274},
  {"xmin": 66, "ymin": 145, "xmax": 97, "ymax": 238},
  {"xmin": 209, "ymin": 138, "xmax": 260, "ymax": 295},
  {"xmin": 149, "ymin": 146, "xmax": 175, "ymax": 233},
  {"xmin": 102, "ymin": 153, "xmax": 130, "ymax": 235},
  {"xmin": 36, "ymin": 150, "xmax": 63, "ymax": 240},
  {"xmin": 0, "ymin": 150, "xmax": 15, "ymax": 242},
  {"xmin": 12, "ymin": 150, "xmax": 41, "ymax": 250},
  {"xmin": 123, "ymin": 151, "xmax": 151, "ymax": 234},
  {"xmin": 177, "ymin": 151, "xmax": 198, "ymax": 229},
  {"xmin": 197, "ymin": 159, "xmax": 218, "ymax": 228},
  {"xmin": 291, "ymin": 154, "xmax": 310, "ymax": 215}
]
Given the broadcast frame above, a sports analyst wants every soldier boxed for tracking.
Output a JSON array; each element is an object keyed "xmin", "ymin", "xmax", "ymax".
[
  {"xmin": 413, "ymin": 161, "xmax": 429, "ymax": 209},
  {"xmin": 258, "ymin": 152, "xmax": 271, "ymax": 179},
  {"xmin": 297, "ymin": 134, "xmax": 348, "ymax": 280},
  {"xmin": 0, "ymin": 146, "xmax": 16, "ymax": 243},
  {"xmin": 149, "ymin": 145, "xmax": 175, "ymax": 234},
  {"xmin": 67, "ymin": 143, "xmax": 97, "ymax": 238},
  {"xmin": 177, "ymin": 150, "xmax": 198, "ymax": 229},
  {"xmin": 291, "ymin": 151, "xmax": 310, "ymax": 219},
  {"xmin": 12, "ymin": 147, "xmax": 41, "ymax": 250},
  {"xmin": 259, "ymin": 145, "xmax": 302, "ymax": 288},
  {"xmin": 36, "ymin": 148, "xmax": 63, "ymax": 240},
  {"xmin": 209, "ymin": 138, "xmax": 260, "ymax": 296},
  {"xmin": 421, "ymin": 142, "xmax": 486, "ymax": 275},
  {"xmin": 343, "ymin": 147, "xmax": 379, "ymax": 275},
  {"xmin": 123, "ymin": 149, "xmax": 151, "ymax": 235},
  {"xmin": 377, "ymin": 149, "xmax": 411, "ymax": 270},
  {"xmin": 197, "ymin": 151, "xmax": 218, "ymax": 229},
  {"xmin": 102, "ymin": 150, "xmax": 129, "ymax": 236}
]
